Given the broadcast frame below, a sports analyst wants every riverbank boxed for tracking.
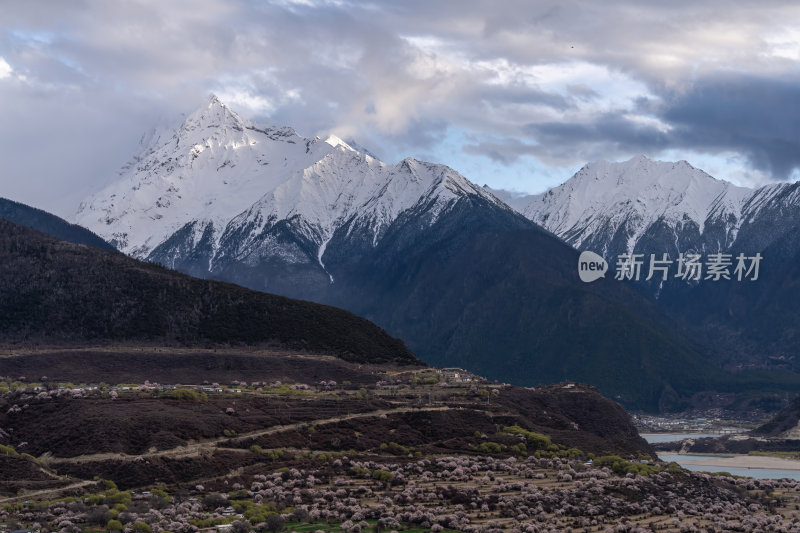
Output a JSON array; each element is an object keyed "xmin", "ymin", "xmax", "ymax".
[
  {"xmin": 665, "ymin": 453, "xmax": 800, "ymax": 471},
  {"xmin": 640, "ymin": 432, "xmax": 724, "ymax": 443}
]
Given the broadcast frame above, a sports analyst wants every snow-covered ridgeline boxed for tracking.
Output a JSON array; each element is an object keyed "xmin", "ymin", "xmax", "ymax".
[
  {"xmin": 75, "ymin": 95, "xmax": 503, "ymax": 268},
  {"xmin": 498, "ymin": 155, "xmax": 794, "ymax": 256}
]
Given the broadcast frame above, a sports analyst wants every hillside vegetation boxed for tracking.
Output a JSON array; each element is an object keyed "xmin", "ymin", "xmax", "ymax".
[
  {"xmin": 0, "ymin": 197, "xmax": 115, "ymax": 251},
  {"xmin": 0, "ymin": 220, "xmax": 417, "ymax": 364}
]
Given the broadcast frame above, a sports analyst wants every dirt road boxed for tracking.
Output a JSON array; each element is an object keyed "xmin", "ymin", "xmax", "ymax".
[{"xmin": 46, "ymin": 405, "xmax": 452, "ymax": 465}]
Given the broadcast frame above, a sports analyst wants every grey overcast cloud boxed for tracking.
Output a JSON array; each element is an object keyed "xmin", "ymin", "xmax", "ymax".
[{"xmin": 1, "ymin": 0, "xmax": 799, "ymax": 218}]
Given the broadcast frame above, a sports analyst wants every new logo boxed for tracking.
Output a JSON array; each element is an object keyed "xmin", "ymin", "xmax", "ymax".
[{"xmin": 578, "ymin": 251, "xmax": 608, "ymax": 283}]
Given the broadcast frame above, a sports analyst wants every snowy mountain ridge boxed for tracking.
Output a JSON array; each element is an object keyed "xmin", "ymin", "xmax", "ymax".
[
  {"xmin": 76, "ymin": 94, "xmax": 506, "ymax": 276},
  {"xmin": 495, "ymin": 155, "xmax": 798, "ymax": 259},
  {"xmin": 77, "ymin": 94, "xmax": 798, "ymax": 286}
]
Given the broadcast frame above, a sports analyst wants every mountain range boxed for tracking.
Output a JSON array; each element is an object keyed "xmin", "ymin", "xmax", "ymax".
[
  {"xmin": 492, "ymin": 156, "xmax": 800, "ymax": 370},
  {"xmin": 64, "ymin": 95, "xmax": 800, "ymax": 411},
  {"xmin": 495, "ymin": 155, "xmax": 798, "ymax": 262},
  {"xmin": 75, "ymin": 95, "xmax": 506, "ymax": 294}
]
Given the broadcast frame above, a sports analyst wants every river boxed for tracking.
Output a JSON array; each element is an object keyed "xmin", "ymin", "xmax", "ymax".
[{"xmin": 642, "ymin": 433, "xmax": 800, "ymax": 480}]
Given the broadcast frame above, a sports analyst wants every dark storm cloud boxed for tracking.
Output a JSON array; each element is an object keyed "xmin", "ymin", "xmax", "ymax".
[
  {"xmin": 658, "ymin": 73, "xmax": 800, "ymax": 178},
  {"xmin": 514, "ymin": 72, "xmax": 800, "ymax": 176},
  {"xmin": 519, "ymin": 113, "xmax": 671, "ymax": 164},
  {"xmin": 515, "ymin": 72, "xmax": 800, "ymax": 178},
  {"xmin": 524, "ymin": 115, "xmax": 669, "ymax": 149}
]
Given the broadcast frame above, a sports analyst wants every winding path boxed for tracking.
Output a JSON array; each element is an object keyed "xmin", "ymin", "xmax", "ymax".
[
  {"xmin": 0, "ymin": 480, "xmax": 96, "ymax": 505},
  {"xmin": 46, "ymin": 405, "xmax": 453, "ymax": 465}
]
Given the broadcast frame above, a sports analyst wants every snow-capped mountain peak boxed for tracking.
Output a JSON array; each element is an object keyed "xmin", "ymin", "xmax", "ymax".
[
  {"xmin": 487, "ymin": 153, "xmax": 800, "ymax": 275},
  {"xmin": 76, "ymin": 96, "xmax": 503, "ymax": 280},
  {"xmin": 512, "ymin": 155, "xmax": 752, "ymax": 256},
  {"xmin": 183, "ymin": 93, "xmax": 246, "ymax": 132},
  {"xmin": 323, "ymin": 134, "xmax": 358, "ymax": 152},
  {"xmin": 75, "ymin": 97, "xmax": 335, "ymax": 256}
]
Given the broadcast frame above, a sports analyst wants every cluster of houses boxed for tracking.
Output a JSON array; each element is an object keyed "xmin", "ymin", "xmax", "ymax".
[
  {"xmin": 437, "ymin": 367, "xmax": 478, "ymax": 384},
  {"xmin": 633, "ymin": 413, "xmax": 746, "ymax": 434}
]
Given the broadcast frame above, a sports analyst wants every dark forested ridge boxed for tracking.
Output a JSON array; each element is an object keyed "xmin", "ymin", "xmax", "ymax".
[
  {"xmin": 753, "ymin": 394, "xmax": 800, "ymax": 438},
  {"xmin": 0, "ymin": 219, "xmax": 418, "ymax": 364},
  {"xmin": 0, "ymin": 197, "xmax": 115, "ymax": 251}
]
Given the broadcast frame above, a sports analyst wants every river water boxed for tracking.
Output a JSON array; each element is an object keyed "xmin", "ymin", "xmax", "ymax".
[
  {"xmin": 640, "ymin": 433, "xmax": 722, "ymax": 443},
  {"xmin": 642, "ymin": 433, "xmax": 800, "ymax": 480}
]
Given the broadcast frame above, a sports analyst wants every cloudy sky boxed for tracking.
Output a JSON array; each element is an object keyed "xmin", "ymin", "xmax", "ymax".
[{"xmin": 1, "ymin": 0, "xmax": 799, "ymax": 218}]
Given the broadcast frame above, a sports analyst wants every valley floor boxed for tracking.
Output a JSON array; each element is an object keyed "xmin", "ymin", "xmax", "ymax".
[
  {"xmin": 3, "ymin": 348, "xmax": 800, "ymax": 531},
  {"xmin": 5, "ymin": 453, "xmax": 800, "ymax": 533}
]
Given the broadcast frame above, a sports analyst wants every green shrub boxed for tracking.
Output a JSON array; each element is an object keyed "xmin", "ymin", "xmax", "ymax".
[
  {"xmin": 351, "ymin": 465, "xmax": 371, "ymax": 477},
  {"xmin": 265, "ymin": 449, "xmax": 284, "ymax": 460},
  {"xmin": 371, "ymin": 469, "xmax": 394, "ymax": 483},
  {"xmin": 510, "ymin": 442, "xmax": 527, "ymax": 456},
  {"xmin": 100, "ymin": 478, "xmax": 118, "ymax": 490},
  {"xmin": 594, "ymin": 455, "xmax": 660, "ymax": 476},
  {"xmin": 533, "ymin": 450, "xmax": 557, "ymax": 459},
  {"xmin": 560, "ymin": 447, "xmax": 583, "ymax": 459},
  {"xmin": 0, "ymin": 444, "xmax": 18, "ymax": 456},
  {"xmin": 379, "ymin": 442, "xmax": 415, "ymax": 455},
  {"xmin": 86, "ymin": 493, "xmax": 105, "ymax": 505},
  {"xmin": 107, "ymin": 519, "xmax": 123, "ymax": 531},
  {"xmin": 150, "ymin": 488, "xmax": 171, "ymax": 502},
  {"xmin": 133, "ymin": 521, "xmax": 152, "ymax": 533},
  {"xmin": 21, "ymin": 452, "xmax": 44, "ymax": 464},
  {"xmin": 472, "ymin": 441, "xmax": 504, "ymax": 454},
  {"xmin": 502, "ymin": 426, "xmax": 553, "ymax": 450},
  {"xmin": 667, "ymin": 462, "xmax": 683, "ymax": 474},
  {"xmin": 102, "ymin": 488, "xmax": 132, "ymax": 506},
  {"xmin": 238, "ymin": 501, "xmax": 280, "ymax": 523}
]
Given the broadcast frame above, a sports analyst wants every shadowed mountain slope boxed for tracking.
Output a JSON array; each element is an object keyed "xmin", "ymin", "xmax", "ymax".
[{"xmin": 0, "ymin": 219, "xmax": 417, "ymax": 365}]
